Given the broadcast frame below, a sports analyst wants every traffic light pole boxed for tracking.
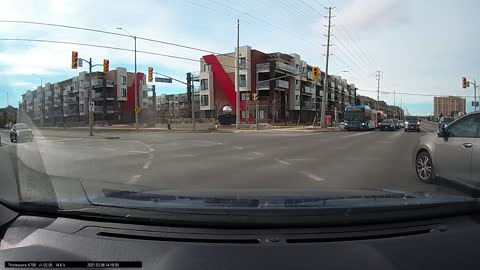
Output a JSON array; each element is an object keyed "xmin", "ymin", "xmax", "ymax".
[
  {"xmin": 79, "ymin": 57, "xmax": 102, "ymax": 136},
  {"xmin": 466, "ymin": 78, "xmax": 478, "ymax": 112}
]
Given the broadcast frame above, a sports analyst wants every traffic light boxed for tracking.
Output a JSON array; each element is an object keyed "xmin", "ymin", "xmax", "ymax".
[
  {"xmin": 148, "ymin": 67, "xmax": 153, "ymax": 82},
  {"xmin": 312, "ymin": 67, "xmax": 320, "ymax": 81},
  {"xmin": 71, "ymin": 51, "xmax": 78, "ymax": 69},
  {"xmin": 462, "ymin": 77, "xmax": 468, "ymax": 89},
  {"xmin": 103, "ymin": 59, "xmax": 109, "ymax": 73}
]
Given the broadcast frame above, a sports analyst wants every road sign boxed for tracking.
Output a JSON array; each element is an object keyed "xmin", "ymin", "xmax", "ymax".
[
  {"xmin": 78, "ymin": 59, "xmax": 83, "ymax": 68},
  {"xmin": 155, "ymin": 77, "xmax": 173, "ymax": 83},
  {"xmin": 88, "ymin": 101, "xmax": 95, "ymax": 112},
  {"xmin": 135, "ymin": 106, "xmax": 141, "ymax": 113},
  {"xmin": 472, "ymin": 101, "xmax": 479, "ymax": 107}
]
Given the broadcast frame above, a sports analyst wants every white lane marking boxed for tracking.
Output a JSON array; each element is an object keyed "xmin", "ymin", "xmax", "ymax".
[
  {"xmin": 233, "ymin": 146, "xmax": 244, "ymax": 150},
  {"xmin": 252, "ymin": 152, "xmax": 265, "ymax": 156},
  {"xmin": 42, "ymin": 138, "xmax": 83, "ymax": 143},
  {"xmin": 128, "ymin": 150, "xmax": 149, "ymax": 154},
  {"xmin": 345, "ymin": 131, "xmax": 372, "ymax": 138},
  {"xmin": 275, "ymin": 158, "xmax": 291, "ymax": 166},
  {"xmin": 143, "ymin": 160, "xmax": 152, "ymax": 169},
  {"xmin": 149, "ymin": 147, "xmax": 155, "ymax": 152},
  {"xmin": 101, "ymin": 148, "xmax": 117, "ymax": 151},
  {"xmin": 174, "ymin": 154, "xmax": 195, "ymax": 158},
  {"xmin": 287, "ymin": 158, "xmax": 317, "ymax": 161},
  {"xmin": 127, "ymin": 175, "xmax": 142, "ymax": 184},
  {"xmin": 300, "ymin": 171, "xmax": 325, "ymax": 182}
]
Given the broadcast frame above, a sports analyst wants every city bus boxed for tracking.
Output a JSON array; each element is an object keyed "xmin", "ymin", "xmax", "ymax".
[{"xmin": 344, "ymin": 105, "xmax": 376, "ymax": 130}]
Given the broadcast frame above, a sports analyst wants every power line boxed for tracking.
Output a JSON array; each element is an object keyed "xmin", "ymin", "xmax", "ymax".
[
  {"xmin": 0, "ymin": 38, "xmax": 242, "ymax": 70},
  {"xmin": 358, "ymin": 88, "xmax": 477, "ymax": 98},
  {"xmin": 0, "ymin": 19, "xmax": 236, "ymax": 59}
]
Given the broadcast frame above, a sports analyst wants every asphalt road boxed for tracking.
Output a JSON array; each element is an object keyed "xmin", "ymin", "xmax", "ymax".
[{"xmin": 0, "ymin": 123, "xmax": 465, "ymax": 203}]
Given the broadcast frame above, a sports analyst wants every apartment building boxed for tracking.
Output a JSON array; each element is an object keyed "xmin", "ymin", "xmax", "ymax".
[
  {"xmin": 197, "ymin": 45, "xmax": 359, "ymax": 123},
  {"xmin": 20, "ymin": 67, "xmax": 149, "ymax": 126},
  {"xmin": 434, "ymin": 96, "xmax": 466, "ymax": 117}
]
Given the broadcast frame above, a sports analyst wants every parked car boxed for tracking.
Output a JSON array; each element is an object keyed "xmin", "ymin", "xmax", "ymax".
[
  {"xmin": 10, "ymin": 123, "xmax": 34, "ymax": 143},
  {"xmin": 379, "ymin": 119, "xmax": 396, "ymax": 131},
  {"xmin": 413, "ymin": 112, "xmax": 480, "ymax": 187},
  {"xmin": 438, "ymin": 116, "xmax": 455, "ymax": 131},
  {"xmin": 405, "ymin": 116, "xmax": 421, "ymax": 132}
]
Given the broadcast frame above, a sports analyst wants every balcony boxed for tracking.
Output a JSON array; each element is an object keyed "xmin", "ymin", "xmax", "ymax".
[
  {"xmin": 256, "ymin": 63, "xmax": 270, "ymax": 72},
  {"xmin": 82, "ymin": 79, "xmax": 113, "ymax": 89},
  {"xmin": 95, "ymin": 92, "xmax": 115, "ymax": 100},
  {"xmin": 275, "ymin": 62, "xmax": 297, "ymax": 73},
  {"xmin": 303, "ymin": 102, "xmax": 315, "ymax": 110},
  {"xmin": 304, "ymin": 86, "xmax": 315, "ymax": 95},
  {"xmin": 257, "ymin": 80, "xmax": 289, "ymax": 90},
  {"xmin": 94, "ymin": 106, "xmax": 115, "ymax": 114},
  {"xmin": 64, "ymin": 96, "xmax": 78, "ymax": 104}
]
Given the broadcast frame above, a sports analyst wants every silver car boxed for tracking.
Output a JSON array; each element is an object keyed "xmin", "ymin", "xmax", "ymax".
[{"xmin": 413, "ymin": 112, "xmax": 480, "ymax": 188}]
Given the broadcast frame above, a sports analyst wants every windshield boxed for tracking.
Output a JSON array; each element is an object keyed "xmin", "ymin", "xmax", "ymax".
[
  {"xmin": 0, "ymin": 1, "xmax": 476, "ymax": 225},
  {"xmin": 345, "ymin": 111, "xmax": 366, "ymax": 121}
]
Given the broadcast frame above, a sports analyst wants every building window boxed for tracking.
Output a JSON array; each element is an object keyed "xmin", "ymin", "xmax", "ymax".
[
  {"xmin": 143, "ymin": 91, "xmax": 148, "ymax": 99},
  {"xmin": 239, "ymin": 75, "xmax": 246, "ymax": 87},
  {"xmin": 239, "ymin": 57, "xmax": 247, "ymax": 69},
  {"xmin": 241, "ymin": 110, "xmax": 248, "ymax": 119},
  {"xmin": 121, "ymin": 88, "xmax": 127, "ymax": 98},
  {"xmin": 296, "ymin": 95, "xmax": 300, "ymax": 101},
  {"xmin": 296, "ymin": 80, "xmax": 299, "ymax": 85},
  {"xmin": 80, "ymin": 80, "xmax": 83, "ymax": 87},
  {"xmin": 201, "ymin": 95, "xmax": 209, "ymax": 106},
  {"xmin": 79, "ymin": 92, "xmax": 83, "ymax": 99},
  {"xmin": 79, "ymin": 106, "xmax": 84, "ymax": 113},
  {"xmin": 121, "ymin": 76, "xmax": 127, "ymax": 85},
  {"xmin": 203, "ymin": 64, "xmax": 211, "ymax": 72},
  {"xmin": 200, "ymin": 79, "xmax": 208, "ymax": 90}
]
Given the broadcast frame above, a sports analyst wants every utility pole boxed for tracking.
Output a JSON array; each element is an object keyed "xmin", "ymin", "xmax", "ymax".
[
  {"xmin": 256, "ymin": 72, "xmax": 259, "ymax": 130},
  {"xmin": 235, "ymin": 19, "xmax": 240, "ymax": 129},
  {"xmin": 88, "ymin": 57, "xmax": 93, "ymax": 136},
  {"xmin": 320, "ymin": 7, "xmax": 333, "ymax": 128},
  {"xmin": 299, "ymin": 62, "xmax": 303, "ymax": 124},
  {"xmin": 376, "ymin": 70, "xmax": 381, "ymax": 112}
]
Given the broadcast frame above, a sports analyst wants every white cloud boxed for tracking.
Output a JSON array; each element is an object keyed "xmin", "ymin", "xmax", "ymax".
[
  {"xmin": 339, "ymin": 0, "xmax": 410, "ymax": 32},
  {"xmin": 10, "ymin": 81, "xmax": 36, "ymax": 87}
]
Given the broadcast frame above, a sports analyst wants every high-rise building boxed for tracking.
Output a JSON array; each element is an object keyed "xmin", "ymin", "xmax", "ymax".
[{"xmin": 434, "ymin": 96, "xmax": 466, "ymax": 117}]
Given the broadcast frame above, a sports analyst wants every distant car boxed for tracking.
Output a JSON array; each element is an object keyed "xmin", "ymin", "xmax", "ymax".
[
  {"xmin": 438, "ymin": 116, "xmax": 455, "ymax": 131},
  {"xmin": 405, "ymin": 116, "xmax": 421, "ymax": 132},
  {"xmin": 393, "ymin": 119, "xmax": 400, "ymax": 129},
  {"xmin": 10, "ymin": 123, "xmax": 34, "ymax": 143},
  {"xmin": 379, "ymin": 119, "xmax": 396, "ymax": 131},
  {"xmin": 398, "ymin": 121, "xmax": 405, "ymax": 128},
  {"xmin": 413, "ymin": 112, "xmax": 480, "ymax": 187}
]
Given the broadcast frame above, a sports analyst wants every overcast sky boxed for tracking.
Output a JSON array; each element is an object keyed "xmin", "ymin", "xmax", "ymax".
[{"xmin": 1, "ymin": 0, "xmax": 479, "ymax": 115}]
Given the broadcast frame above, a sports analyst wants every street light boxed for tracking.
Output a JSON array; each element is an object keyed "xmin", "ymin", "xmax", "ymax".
[
  {"xmin": 117, "ymin": 27, "xmax": 139, "ymax": 130},
  {"xmin": 0, "ymin": 89, "xmax": 8, "ymax": 107}
]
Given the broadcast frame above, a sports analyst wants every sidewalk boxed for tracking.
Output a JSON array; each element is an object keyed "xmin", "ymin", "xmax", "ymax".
[{"xmin": 37, "ymin": 124, "xmax": 344, "ymax": 134}]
